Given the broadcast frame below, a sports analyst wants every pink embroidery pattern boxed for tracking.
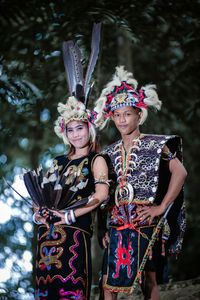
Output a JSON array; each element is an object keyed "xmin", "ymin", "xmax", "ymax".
[
  {"xmin": 59, "ymin": 288, "xmax": 86, "ymax": 300},
  {"xmin": 67, "ymin": 230, "xmax": 85, "ymax": 286}
]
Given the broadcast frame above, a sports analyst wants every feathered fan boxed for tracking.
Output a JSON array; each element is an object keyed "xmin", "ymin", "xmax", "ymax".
[
  {"xmin": 23, "ymin": 164, "xmax": 94, "ymax": 209},
  {"xmin": 5, "ymin": 163, "xmax": 95, "ymax": 226}
]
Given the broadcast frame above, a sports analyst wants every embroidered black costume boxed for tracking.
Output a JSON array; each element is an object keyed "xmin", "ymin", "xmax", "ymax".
[{"xmin": 35, "ymin": 152, "xmax": 101, "ymax": 299}]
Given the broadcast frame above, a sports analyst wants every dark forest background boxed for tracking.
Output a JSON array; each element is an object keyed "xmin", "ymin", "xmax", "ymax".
[{"xmin": 0, "ymin": 0, "xmax": 199, "ymax": 298}]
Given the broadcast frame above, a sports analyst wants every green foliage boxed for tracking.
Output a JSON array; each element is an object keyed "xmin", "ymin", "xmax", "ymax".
[{"xmin": 0, "ymin": 0, "xmax": 199, "ymax": 297}]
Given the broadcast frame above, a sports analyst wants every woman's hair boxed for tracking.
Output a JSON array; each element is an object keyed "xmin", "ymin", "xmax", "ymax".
[{"xmin": 68, "ymin": 140, "xmax": 101, "ymax": 157}]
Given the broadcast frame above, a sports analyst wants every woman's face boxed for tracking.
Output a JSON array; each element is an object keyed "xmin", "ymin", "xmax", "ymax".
[
  {"xmin": 113, "ymin": 106, "xmax": 142, "ymax": 135},
  {"xmin": 66, "ymin": 120, "xmax": 90, "ymax": 149}
]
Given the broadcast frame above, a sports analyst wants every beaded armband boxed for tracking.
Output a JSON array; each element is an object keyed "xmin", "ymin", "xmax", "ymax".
[
  {"xmin": 94, "ymin": 174, "xmax": 110, "ymax": 186},
  {"xmin": 162, "ymin": 151, "xmax": 176, "ymax": 161}
]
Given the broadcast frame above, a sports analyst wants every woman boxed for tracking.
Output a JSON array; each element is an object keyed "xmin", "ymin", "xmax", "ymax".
[
  {"xmin": 32, "ymin": 23, "xmax": 107, "ymax": 299},
  {"xmin": 33, "ymin": 99, "xmax": 109, "ymax": 299}
]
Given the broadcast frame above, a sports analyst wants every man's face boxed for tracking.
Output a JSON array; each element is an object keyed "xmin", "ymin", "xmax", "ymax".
[{"xmin": 112, "ymin": 106, "xmax": 141, "ymax": 136}]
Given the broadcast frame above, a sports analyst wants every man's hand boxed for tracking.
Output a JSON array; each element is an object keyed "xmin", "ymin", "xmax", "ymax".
[
  {"xmin": 102, "ymin": 231, "xmax": 110, "ymax": 248},
  {"xmin": 135, "ymin": 205, "xmax": 165, "ymax": 225}
]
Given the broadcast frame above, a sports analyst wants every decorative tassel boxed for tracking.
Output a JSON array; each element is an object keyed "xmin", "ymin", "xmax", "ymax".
[
  {"xmin": 149, "ymin": 247, "xmax": 153, "ymax": 260},
  {"xmin": 138, "ymin": 273, "xmax": 142, "ymax": 284},
  {"xmin": 161, "ymin": 238, "xmax": 166, "ymax": 256}
]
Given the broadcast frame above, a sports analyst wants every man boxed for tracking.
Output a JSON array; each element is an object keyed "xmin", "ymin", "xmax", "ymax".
[{"xmin": 94, "ymin": 66, "xmax": 187, "ymax": 299}]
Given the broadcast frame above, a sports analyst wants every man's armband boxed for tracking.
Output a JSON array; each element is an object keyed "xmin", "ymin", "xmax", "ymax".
[{"xmin": 162, "ymin": 151, "xmax": 176, "ymax": 161}]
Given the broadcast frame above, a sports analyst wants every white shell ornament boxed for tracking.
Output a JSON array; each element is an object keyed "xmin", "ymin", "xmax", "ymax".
[{"xmin": 115, "ymin": 182, "xmax": 134, "ymax": 206}]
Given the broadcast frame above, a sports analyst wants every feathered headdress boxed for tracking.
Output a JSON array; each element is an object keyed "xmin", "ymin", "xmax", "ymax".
[
  {"xmin": 94, "ymin": 66, "xmax": 162, "ymax": 129},
  {"xmin": 54, "ymin": 23, "xmax": 101, "ymax": 144}
]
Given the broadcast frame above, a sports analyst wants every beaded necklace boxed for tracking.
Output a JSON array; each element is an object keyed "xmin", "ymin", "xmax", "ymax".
[{"xmin": 114, "ymin": 134, "xmax": 144, "ymax": 206}]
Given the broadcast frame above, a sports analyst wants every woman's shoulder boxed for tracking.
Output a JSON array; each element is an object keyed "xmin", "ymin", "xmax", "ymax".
[
  {"xmin": 90, "ymin": 151, "xmax": 110, "ymax": 161},
  {"xmin": 89, "ymin": 151, "xmax": 108, "ymax": 168},
  {"xmin": 54, "ymin": 154, "xmax": 69, "ymax": 166}
]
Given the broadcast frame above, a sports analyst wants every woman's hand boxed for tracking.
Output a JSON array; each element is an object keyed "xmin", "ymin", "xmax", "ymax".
[
  {"xmin": 47, "ymin": 209, "xmax": 65, "ymax": 225},
  {"xmin": 34, "ymin": 207, "xmax": 50, "ymax": 228},
  {"xmin": 102, "ymin": 231, "xmax": 110, "ymax": 249}
]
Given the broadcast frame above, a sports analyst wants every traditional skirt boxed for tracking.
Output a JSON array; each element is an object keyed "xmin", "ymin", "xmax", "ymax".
[
  {"xmin": 103, "ymin": 223, "xmax": 162, "ymax": 294},
  {"xmin": 35, "ymin": 224, "xmax": 92, "ymax": 300}
]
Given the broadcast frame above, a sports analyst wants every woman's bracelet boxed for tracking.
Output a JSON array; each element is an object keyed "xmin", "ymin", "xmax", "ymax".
[
  {"xmin": 32, "ymin": 212, "xmax": 42, "ymax": 225},
  {"xmin": 64, "ymin": 211, "xmax": 72, "ymax": 225},
  {"xmin": 70, "ymin": 210, "xmax": 76, "ymax": 223},
  {"xmin": 65, "ymin": 210, "xmax": 76, "ymax": 225}
]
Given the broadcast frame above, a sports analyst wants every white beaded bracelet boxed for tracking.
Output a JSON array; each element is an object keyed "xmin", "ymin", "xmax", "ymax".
[
  {"xmin": 70, "ymin": 210, "xmax": 76, "ymax": 223},
  {"xmin": 32, "ymin": 212, "xmax": 42, "ymax": 225},
  {"xmin": 64, "ymin": 211, "xmax": 72, "ymax": 225}
]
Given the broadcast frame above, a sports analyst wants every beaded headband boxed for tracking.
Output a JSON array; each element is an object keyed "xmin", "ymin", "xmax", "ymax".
[{"xmin": 106, "ymin": 81, "xmax": 147, "ymax": 114}]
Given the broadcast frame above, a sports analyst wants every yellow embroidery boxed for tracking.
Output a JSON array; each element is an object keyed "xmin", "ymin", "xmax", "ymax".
[
  {"xmin": 38, "ymin": 226, "xmax": 66, "ymax": 269},
  {"xmin": 115, "ymin": 93, "xmax": 128, "ymax": 103},
  {"xmin": 63, "ymin": 158, "xmax": 89, "ymax": 184}
]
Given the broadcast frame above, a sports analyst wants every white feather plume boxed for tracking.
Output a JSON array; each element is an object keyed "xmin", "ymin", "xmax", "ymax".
[{"xmin": 94, "ymin": 66, "xmax": 162, "ymax": 129}]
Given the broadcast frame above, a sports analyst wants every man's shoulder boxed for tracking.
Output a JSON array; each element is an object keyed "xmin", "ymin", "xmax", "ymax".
[
  {"xmin": 102, "ymin": 140, "xmax": 121, "ymax": 155},
  {"xmin": 143, "ymin": 133, "xmax": 177, "ymax": 140},
  {"xmin": 143, "ymin": 134, "xmax": 180, "ymax": 145}
]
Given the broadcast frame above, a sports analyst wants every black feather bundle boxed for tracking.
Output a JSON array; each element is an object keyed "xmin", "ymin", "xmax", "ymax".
[
  {"xmin": 22, "ymin": 163, "xmax": 91, "ymax": 211},
  {"xmin": 62, "ymin": 40, "xmax": 84, "ymax": 100},
  {"xmin": 62, "ymin": 22, "xmax": 101, "ymax": 105},
  {"xmin": 84, "ymin": 23, "xmax": 101, "ymax": 105}
]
